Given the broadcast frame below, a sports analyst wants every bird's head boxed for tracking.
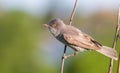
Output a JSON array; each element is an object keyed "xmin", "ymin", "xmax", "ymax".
[{"xmin": 44, "ymin": 18, "xmax": 65, "ymax": 36}]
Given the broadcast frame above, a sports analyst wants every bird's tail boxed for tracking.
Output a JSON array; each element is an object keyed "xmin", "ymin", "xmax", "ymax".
[{"xmin": 96, "ymin": 46, "xmax": 118, "ymax": 60}]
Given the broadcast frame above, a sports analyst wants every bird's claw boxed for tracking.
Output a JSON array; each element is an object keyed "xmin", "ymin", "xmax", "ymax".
[{"xmin": 62, "ymin": 55, "xmax": 67, "ymax": 59}]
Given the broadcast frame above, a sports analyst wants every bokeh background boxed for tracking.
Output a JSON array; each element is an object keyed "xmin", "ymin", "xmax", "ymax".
[{"xmin": 0, "ymin": 0, "xmax": 120, "ymax": 73}]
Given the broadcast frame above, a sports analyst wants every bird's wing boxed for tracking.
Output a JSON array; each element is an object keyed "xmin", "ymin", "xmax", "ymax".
[{"xmin": 63, "ymin": 32, "xmax": 102, "ymax": 50}]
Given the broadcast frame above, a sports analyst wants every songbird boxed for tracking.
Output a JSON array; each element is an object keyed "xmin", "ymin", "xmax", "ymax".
[{"xmin": 44, "ymin": 18, "xmax": 118, "ymax": 60}]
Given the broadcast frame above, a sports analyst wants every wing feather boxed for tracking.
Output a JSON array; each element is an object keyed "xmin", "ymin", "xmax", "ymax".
[{"xmin": 63, "ymin": 32, "xmax": 101, "ymax": 50}]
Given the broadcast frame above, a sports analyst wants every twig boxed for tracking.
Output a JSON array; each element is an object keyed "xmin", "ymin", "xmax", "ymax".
[
  {"xmin": 108, "ymin": 7, "xmax": 120, "ymax": 73},
  {"xmin": 60, "ymin": 45, "xmax": 67, "ymax": 73},
  {"xmin": 117, "ymin": 7, "xmax": 120, "ymax": 73},
  {"xmin": 69, "ymin": 0, "xmax": 78, "ymax": 25},
  {"xmin": 60, "ymin": 0, "xmax": 78, "ymax": 73}
]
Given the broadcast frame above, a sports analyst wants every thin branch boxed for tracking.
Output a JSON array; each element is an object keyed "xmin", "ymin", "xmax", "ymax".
[
  {"xmin": 60, "ymin": 0, "xmax": 78, "ymax": 73},
  {"xmin": 69, "ymin": 0, "xmax": 78, "ymax": 25},
  {"xmin": 60, "ymin": 45, "xmax": 67, "ymax": 73},
  {"xmin": 108, "ymin": 7, "xmax": 120, "ymax": 73},
  {"xmin": 117, "ymin": 8, "xmax": 120, "ymax": 73}
]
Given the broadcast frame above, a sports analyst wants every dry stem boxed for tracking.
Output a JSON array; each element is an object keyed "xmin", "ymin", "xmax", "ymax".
[
  {"xmin": 60, "ymin": 0, "xmax": 78, "ymax": 73},
  {"xmin": 108, "ymin": 7, "xmax": 120, "ymax": 73}
]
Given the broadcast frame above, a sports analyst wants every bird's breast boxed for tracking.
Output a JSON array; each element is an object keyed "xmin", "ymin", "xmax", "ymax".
[{"xmin": 56, "ymin": 34, "xmax": 68, "ymax": 45}]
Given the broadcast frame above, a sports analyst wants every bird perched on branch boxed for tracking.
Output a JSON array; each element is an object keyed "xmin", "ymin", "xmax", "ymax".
[{"xmin": 44, "ymin": 18, "xmax": 118, "ymax": 60}]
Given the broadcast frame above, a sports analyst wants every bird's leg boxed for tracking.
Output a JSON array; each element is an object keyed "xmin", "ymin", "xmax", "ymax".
[{"xmin": 62, "ymin": 51, "xmax": 79, "ymax": 59}]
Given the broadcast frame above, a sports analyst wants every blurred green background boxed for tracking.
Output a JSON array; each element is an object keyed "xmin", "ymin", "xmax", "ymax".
[{"xmin": 0, "ymin": 0, "xmax": 120, "ymax": 73}]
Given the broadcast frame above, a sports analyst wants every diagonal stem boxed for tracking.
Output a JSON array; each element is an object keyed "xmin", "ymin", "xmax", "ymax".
[
  {"xmin": 117, "ymin": 7, "xmax": 120, "ymax": 73},
  {"xmin": 60, "ymin": 45, "xmax": 67, "ymax": 73},
  {"xmin": 108, "ymin": 7, "xmax": 120, "ymax": 73},
  {"xmin": 60, "ymin": 0, "xmax": 78, "ymax": 73},
  {"xmin": 69, "ymin": 0, "xmax": 78, "ymax": 25}
]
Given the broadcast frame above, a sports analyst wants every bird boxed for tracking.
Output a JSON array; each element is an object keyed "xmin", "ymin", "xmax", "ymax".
[{"xmin": 44, "ymin": 18, "xmax": 118, "ymax": 60}]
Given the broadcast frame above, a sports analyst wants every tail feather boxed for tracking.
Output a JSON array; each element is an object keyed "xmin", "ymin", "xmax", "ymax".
[{"xmin": 96, "ymin": 46, "xmax": 118, "ymax": 60}]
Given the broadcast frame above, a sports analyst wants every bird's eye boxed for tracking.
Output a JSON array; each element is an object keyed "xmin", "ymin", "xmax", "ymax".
[{"xmin": 51, "ymin": 24, "xmax": 57, "ymax": 28}]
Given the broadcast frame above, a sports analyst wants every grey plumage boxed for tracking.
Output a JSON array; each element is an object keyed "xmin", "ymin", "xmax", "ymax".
[{"xmin": 44, "ymin": 18, "xmax": 118, "ymax": 60}]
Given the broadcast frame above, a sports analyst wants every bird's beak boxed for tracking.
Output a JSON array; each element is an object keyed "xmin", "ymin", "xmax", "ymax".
[{"xmin": 43, "ymin": 24, "xmax": 49, "ymax": 28}]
